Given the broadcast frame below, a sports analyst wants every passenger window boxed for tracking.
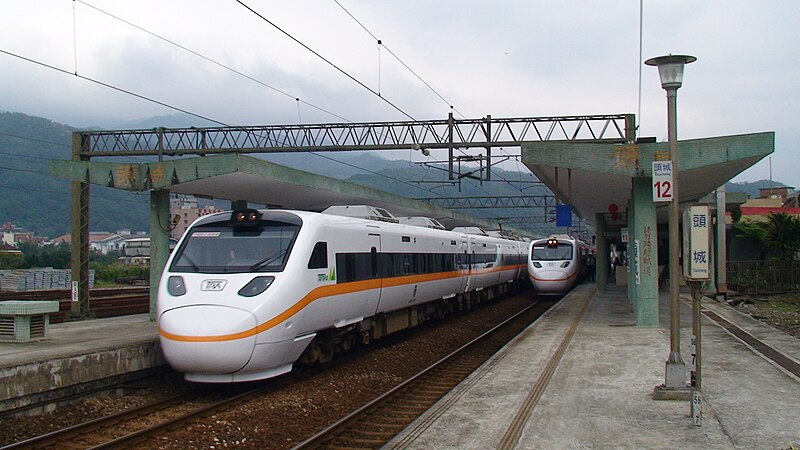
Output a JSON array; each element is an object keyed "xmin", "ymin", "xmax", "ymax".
[{"xmin": 308, "ymin": 242, "xmax": 328, "ymax": 269}]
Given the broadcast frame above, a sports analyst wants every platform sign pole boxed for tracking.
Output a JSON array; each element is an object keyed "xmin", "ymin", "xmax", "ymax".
[{"xmin": 684, "ymin": 205, "xmax": 710, "ymax": 426}]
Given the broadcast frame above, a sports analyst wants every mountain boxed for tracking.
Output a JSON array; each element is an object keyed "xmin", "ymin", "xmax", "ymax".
[
  {"xmin": 110, "ymin": 114, "xmax": 220, "ymax": 130},
  {"xmin": 725, "ymin": 179, "xmax": 788, "ymax": 199},
  {"xmin": 0, "ymin": 111, "xmax": 789, "ymax": 238},
  {"xmin": 0, "ymin": 111, "xmax": 149, "ymax": 237}
]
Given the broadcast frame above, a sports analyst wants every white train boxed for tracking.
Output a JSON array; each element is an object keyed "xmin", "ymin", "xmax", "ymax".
[
  {"xmin": 157, "ymin": 206, "xmax": 527, "ymax": 383},
  {"xmin": 527, "ymin": 234, "xmax": 590, "ymax": 295}
]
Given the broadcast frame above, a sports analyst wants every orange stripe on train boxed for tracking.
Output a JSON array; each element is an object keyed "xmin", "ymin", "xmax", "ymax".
[{"xmin": 160, "ymin": 264, "xmax": 526, "ymax": 342}]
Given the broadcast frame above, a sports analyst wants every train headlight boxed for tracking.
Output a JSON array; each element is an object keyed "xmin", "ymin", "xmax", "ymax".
[
  {"xmin": 167, "ymin": 276, "xmax": 187, "ymax": 296},
  {"xmin": 532, "ymin": 262, "xmax": 542, "ymax": 268},
  {"xmin": 238, "ymin": 276, "xmax": 275, "ymax": 297},
  {"xmin": 561, "ymin": 261, "xmax": 571, "ymax": 268}
]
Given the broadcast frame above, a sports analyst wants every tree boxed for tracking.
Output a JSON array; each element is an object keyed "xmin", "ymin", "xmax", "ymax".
[
  {"xmin": 762, "ymin": 212, "xmax": 800, "ymax": 261},
  {"xmin": 0, "ymin": 252, "xmax": 25, "ymax": 269},
  {"xmin": 733, "ymin": 212, "xmax": 800, "ymax": 261},
  {"xmin": 16, "ymin": 242, "xmax": 72, "ymax": 269}
]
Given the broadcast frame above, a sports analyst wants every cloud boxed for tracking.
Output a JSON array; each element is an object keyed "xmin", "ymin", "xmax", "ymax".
[{"xmin": 0, "ymin": 0, "xmax": 798, "ymax": 184}]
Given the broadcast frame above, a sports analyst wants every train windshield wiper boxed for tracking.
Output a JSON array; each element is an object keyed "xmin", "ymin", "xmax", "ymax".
[{"xmin": 250, "ymin": 250, "xmax": 287, "ymax": 271}]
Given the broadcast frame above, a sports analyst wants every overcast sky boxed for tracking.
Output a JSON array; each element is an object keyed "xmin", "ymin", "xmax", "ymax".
[{"xmin": 1, "ymin": 1, "xmax": 798, "ymax": 184}]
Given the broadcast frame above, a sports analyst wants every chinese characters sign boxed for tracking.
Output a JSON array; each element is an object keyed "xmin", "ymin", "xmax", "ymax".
[
  {"xmin": 652, "ymin": 161, "xmax": 673, "ymax": 202},
  {"xmin": 682, "ymin": 205, "xmax": 711, "ymax": 280}
]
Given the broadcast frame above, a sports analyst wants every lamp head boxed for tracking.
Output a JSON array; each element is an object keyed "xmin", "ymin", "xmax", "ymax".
[{"xmin": 645, "ymin": 54, "xmax": 697, "ymax": 89}]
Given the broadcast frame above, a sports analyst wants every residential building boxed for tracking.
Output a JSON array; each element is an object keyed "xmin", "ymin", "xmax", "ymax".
[
  {"xmin": 49, "ymin": 230, "xmax": 145, "ymax": 255},
  {"xmin": 2, "ymin": 222, "xmax": 45, "ymax": 246},
  {"xmin": 120, "ymin": 236, "xmax": 178, "ymax": 265}
]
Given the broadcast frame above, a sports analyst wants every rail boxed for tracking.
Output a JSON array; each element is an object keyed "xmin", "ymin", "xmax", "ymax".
[
  {"xmin": 0, "ymin": 288, "xmax": 149, "ymax": 322},
  {"xmin": 293, "ymin": 299, "xmax": 553, "ymax": 449}
]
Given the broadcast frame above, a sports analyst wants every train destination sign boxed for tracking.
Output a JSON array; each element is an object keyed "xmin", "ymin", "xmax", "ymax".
[{"xmin": 652, "ymin": 161, "xmax": 673, "ymax": 202}]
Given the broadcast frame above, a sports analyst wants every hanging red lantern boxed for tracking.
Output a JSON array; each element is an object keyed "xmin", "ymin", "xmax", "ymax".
[{"xmin": 608, "ymin": 203, "xmax": 619, "ymax": 221}]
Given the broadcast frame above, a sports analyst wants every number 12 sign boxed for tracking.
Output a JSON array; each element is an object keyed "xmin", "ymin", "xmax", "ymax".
[{"xmin": 653, "ymin": 161, "xmax": 673, "ymax": 202}]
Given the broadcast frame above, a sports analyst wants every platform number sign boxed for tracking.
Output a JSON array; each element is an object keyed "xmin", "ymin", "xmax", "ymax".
[{"xmin": 652, "ymin": 161, "xmax": 673, "ymax": 202}]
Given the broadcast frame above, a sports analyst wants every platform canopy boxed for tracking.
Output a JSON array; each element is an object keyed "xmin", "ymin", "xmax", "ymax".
[
  {"xmin": 50, "ymin": 153, "xmax": 522, "ymax": 234},
  {"xmin": 521, "ymin": 132, "xmax": 775, "ymax": 231}
]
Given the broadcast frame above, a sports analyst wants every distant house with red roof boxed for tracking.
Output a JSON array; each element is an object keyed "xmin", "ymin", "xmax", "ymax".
[
  {"xmin": 726, "ymin": 186, "xmax": 800, "ymax": 260},
  {"xmin": 48, "ymin": 230, "xmax": 142, "ymax": 254},
  {"xmin": 2, "ymin": 222, "xmax": 45, "ymax": 246}
]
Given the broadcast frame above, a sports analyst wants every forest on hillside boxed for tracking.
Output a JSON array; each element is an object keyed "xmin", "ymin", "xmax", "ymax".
[{"xmin": 0, "ymin": 111, "xmax": 786, "ymax": 239}]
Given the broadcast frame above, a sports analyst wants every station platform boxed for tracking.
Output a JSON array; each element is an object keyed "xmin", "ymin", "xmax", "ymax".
[
  {"xmin": 386, "ymin": 283, "xmax": 800, "ymax": 449},
  {"xmin": 0, "ymin": 314, "xmax": 160, "ymax": 412}
]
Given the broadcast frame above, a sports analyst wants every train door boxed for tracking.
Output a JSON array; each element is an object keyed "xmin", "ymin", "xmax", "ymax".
[
  {"xmin": 466, "ymin": 236, "xmax": 476, "ymax": 292},
  {"xmin": 363, "ymin": 233, "xmax": 382, "ymax": 317}
]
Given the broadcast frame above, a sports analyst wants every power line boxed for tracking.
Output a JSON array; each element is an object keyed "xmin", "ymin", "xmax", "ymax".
[
  {"xmin": 0, "ymin": 48, "xmax": 227, "ymax": 127},
  {"xmin": 76, "ymin": 0, "xmax": 351, "ymax": 123},
  {"xmin": 0, "ymin": 131, "xmax": 70, "ymax": 147},
  {"xmin": 0, "ymin": 150, "xmax": 56, "ymax": 162},
  {"xmin": 0, "ymin": 184, "xmax": 68, "ymax": 197},
  {"xmin": 332, "ymin": 0, "xmax": 466, "ymax": 119},
  {"xmin": 234, "ymin": 0, "xmax": 417, "ymax": 121},
  {"xmin": 0, "ymin": 48, "xmax": 445, "ymax": 198},
  {"xmin": 0, "ymin": 164, "xmax": 51, "ymax": 176},
  {"xmin": 66, "ymin": 4, "xmax": 449, "ymax": 196}
]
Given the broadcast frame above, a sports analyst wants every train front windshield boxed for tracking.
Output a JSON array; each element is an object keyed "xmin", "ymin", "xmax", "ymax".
[
  {"xmin": 531, "ymin": 242, "xmax": 573, "ymax": 261},
  {"xmin": 170, "ymin": 223, "xmax": 300, "ymax": 274}
]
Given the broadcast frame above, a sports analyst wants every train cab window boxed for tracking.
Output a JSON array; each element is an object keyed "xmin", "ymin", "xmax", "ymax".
[
  {"xmin": 170, "ymin": 221, "xmax": 300, "ymax": 274},
  {"xmin": 531, "ymin": 242, "xmax": 573, "ymax": 261},
  {"xmin": 308, "ymin": 242, "xmax": 328, "ymax": 269}
]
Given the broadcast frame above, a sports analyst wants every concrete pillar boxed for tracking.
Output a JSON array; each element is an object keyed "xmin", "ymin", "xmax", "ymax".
[
  {"xmin": 632, "ymin": 177, "xmax": 659, "ymax": 326},
  {"xmin": 594, "ymin": 213, "xmax": 608, "ymax": 293},
  {"xmin": 149, "ymin": 189, "xmax": 171, "ymax": 322},
  {"xmin": 627, "ymin": 198, "xmax": 636, "ymax": 306},
  {"xmin": 70, "ymin": 133, "xmax": 90, "ymax": 319},
  {"xmin": 715, "ymin": 187, "xmax": 728, "ymax": 299}
]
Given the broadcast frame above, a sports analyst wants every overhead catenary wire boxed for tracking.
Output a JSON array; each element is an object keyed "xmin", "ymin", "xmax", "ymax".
[
  {"xmin": 0, "ymin": 150, "xmax": 57, "ymax": 161},
  {"xmin": 66, "ymin": 1, "xmax": 454, "ymax": 197},
  {"xmin": 0, "ymin": 164, "xmax": 52, "ymax": 176},
  {"xmin": 2, "ymin": 5, "xmax": 537, "ymax": 207},
  {"xmin": 332, "ymin": 0, "xmax": 466, "ymax": 119},
  {"xmin": 330, "ymin": 2, "xmax": 528, "ymax": 192},
  {"xmin": 234, "ymin": 0, "xmax": 417, "ymax": 121},
  {"xmin": 75, "ymin": 0, "xmax": 351, "ymax": 123},
  {"xmin": 0, "ymin": 183, "xmax": 150, "ymax": 204},
  {"xmin": 0, "ymin": 46, "xmax": 448, "ymax": 198},
  {"xmin": 0, "ymin": 48, "xmax": 227, "ymax": 127},
  {"xmin": 0, "ymin": 131, "xmax": 71, "ymax": 147}
]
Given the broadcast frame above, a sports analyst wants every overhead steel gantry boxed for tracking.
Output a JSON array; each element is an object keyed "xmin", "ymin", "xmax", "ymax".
[
  {"xmin": 415, "ymin": 195, "xmax": 558, "ymax": 209},
  {"xmin": 65, "ymin": 113, "xmax": 634, "ymax": 318},
  {"xmin": 76, "ymin": 113, "xmax": 633, "ymax": 179}
]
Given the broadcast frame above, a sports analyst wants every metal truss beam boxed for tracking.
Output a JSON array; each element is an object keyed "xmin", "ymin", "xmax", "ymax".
[
  {"xmin": 76, "ymin": 114, "xmax": 632, "ymax": 158},
  {"xmin": 491, "ymin": 216, "xmax": 553, "ymax": 224},
  {"xmin": 415, "ymin": 195, "xmax": 558, "ymax": 209}
]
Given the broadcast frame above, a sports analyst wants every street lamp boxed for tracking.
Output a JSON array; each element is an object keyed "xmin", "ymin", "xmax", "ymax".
[{"xmin": 645, "ymin": 54, "xmax": 696, "ymax": 395}]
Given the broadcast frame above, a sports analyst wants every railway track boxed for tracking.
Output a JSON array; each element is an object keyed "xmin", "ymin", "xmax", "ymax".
[
  {"xmin": 0, "ymin": 287, "xmax": 149, "ymax": 322},
  {"xmin": 1, "ymin": 387, "xmax": 260, "ymax": 450},
  {"xmin": 0, "ymin": 291, "xmax": 547, "ymax": 449},
  {"xmin": 293, "ymin": 299, "xmax": 554, "ymax": 449}
]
